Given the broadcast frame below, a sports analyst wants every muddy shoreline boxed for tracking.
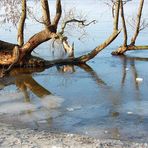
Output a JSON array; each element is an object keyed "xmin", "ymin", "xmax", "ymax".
[{"xmin": 0, "ymin": 123, "xmax": 147, "ymax": 148}]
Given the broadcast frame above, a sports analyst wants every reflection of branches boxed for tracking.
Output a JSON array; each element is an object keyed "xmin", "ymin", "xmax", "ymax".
[
  {"xmin": 56, "ymin": 63, "xmax": 107, "ymax": 88},
  {"xmin": 130, "ymin": 60, "xmax": 139, "ymax": 90},
  {"xmin": 0, "ymin": 67, "xmax": 49, "ymax": 97},
  {"xmin": 56, "ymin": 65, "xmax": 75, "ymax": 73},
  {"xmin": 119, "ymin": 55, "xmax": 147, "ymax": 90},
  {"xmin": 1, "ymin": 69, "xmax": 55, "ymax": 128},
  {"xmin": 78, "ymin": 64, "xmax": 107, "ymax": 87},
  {"xmin": 0, "ymin": 62, "xmax": 107, "ymax": 92},
  {"xmin": 121, "ymin": 57, "xmax": 127, "ymax": 86},
  {"xmin": 16, "ymin": 75, "xmax": 51, "ymax": 98}
]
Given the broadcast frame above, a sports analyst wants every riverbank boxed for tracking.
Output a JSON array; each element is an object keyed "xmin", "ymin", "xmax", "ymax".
[{"xmin": 0, "ymin": 123, "xmax": 147, "ymax": 148}]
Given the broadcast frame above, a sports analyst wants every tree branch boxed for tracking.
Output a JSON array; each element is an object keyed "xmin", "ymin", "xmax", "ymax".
[
  {"xmin": 75, "ymin": 0, "xmax": 121, "ymax": 62},
  {"xmin": 60, "ymin": 19, "xmax": 96, "ymax": 34},
  {"xmin": 41, "ymin": 0, "xmax": 51, "ymax": 29},
  {"xmin": 114, "ymin": 0, "xmax": 120, "ymax": 30},
  {"xmin": 17, "ymin": 0, "xmax": 27, "ymax": 46},
  {"xmin": 52, "ymin": 0, "xmax": 62, "ymax": 27},
  {"xmin": 131, "ymin": 0, "xmax": 144, "ymax": 45},
  {"xmin": 120, "ymin": 0, "xmax": 128, "ymax": 47}
]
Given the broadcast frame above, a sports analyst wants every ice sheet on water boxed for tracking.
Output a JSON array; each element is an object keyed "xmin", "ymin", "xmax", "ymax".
[
  {"xmin": 136, "ymin": 77, "xmax": 143, "ymax": 82},
  {"xmin": 0, "ymin": 92, "xmax": 64, "ymax": 116},
  {"xmin": 66, "ymin": 106, "xmax": 82, "ymax": 112},
  {"xmin": 0, "ymin": 92, "xmax": 35, "ymax": 114},
  {"xmin": 30, "ymin": 95, "xmax": 64, "ymax": 122},
  {"xmin": 0, "ymin": 102, "xmax": 36, "ymax": 114},
  {"xmin": 0, "ymin": 92, "xmax": 24, "ymax": 103},
  {"xmin": 118, "ymin": 101, "xmax": 148, "ymax": 116},
  {"xmin": 19, "ymin": 109, "xmax": 52, "ymax": 123},
  {"xmin": 41, "ymin": 95, "xmax": 64, "ymax": 109}
]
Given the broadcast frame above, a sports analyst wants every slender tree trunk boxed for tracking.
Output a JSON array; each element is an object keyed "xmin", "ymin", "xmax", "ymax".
[
  {"xmin": 52, "ymin": 0, "xmax": 62, "ymax": 28},
  {"xmin": 112, "ymin": 0, "xmax": 148, "ymax": 55},
  {"xmin": 131, "ymin": 0, "xmax": 144, "ymax": 45},
  {"xmin": 41, "ymin": 0, "xmax": 51, "ymax": 29},
  {"xmin": 20, "ymin": 0, "xmax": 62, "ymax": 59},
  {"xmin": 17, "ymin": 0, "xmax": 27, "ymax": 46},
  {"xmin": 114, "ymin": 0, "xmax": 120, "ymax": 31},
  {"xmin": 120, "ymin": 0, "xmax": 127, "ymax": 47}
]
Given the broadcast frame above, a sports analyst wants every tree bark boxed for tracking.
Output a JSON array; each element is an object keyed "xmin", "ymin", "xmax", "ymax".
[
  {"xmin": 19, "ymin": 28, "xmax": 57, "ymax": 59},
  {"xmin": 52, "ymin": 0, "xmax": 62, "ymax": 28},
  {"xmin": 120, "ymin": 0, "xmax": 127, "ymax": 47},
  {"xmin": 114, "ymin": 0, "xmax": 120, "ymax": 31},
  {"xmin": 112, "ymin": 44, "xmax": 148, "ymax": 55},
  {"xmin": 0, "ymin": 40, "xmax": 16, "ymax": 51},
  {"xmin": 17, "ymin": 0, "xmax": 27, "ymax": 46},
  {"xmin": 41, "ymin": 0, "xmax": 51, "ymax": 29},
  {"xmin": 131, "ymin": 0, "xmax": 144, "ymax": 45}
]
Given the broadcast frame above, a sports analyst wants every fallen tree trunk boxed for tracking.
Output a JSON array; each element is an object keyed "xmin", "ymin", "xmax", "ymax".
[
  {"xmin": 0, "ymin": 0, "xmax": 120, "ymax": 76},
  {"xmin": 0, "ymin": 40, "xmax": 16, "ymax": 51},
  {"xmin": 0, "ymin": 29, "xmax": 120, "ymax": 68},
  {"xmin": 112, "ymin": 45, "xmax": 148, "ymax": 55}
]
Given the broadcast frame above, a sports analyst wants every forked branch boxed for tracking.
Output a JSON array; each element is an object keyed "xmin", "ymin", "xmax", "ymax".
[{"xmin": 60, "ymin": 19, "xmax": 96, "ymax": 34}]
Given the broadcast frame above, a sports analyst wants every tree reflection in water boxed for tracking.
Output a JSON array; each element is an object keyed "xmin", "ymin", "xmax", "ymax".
[
  {"xmin": 0, "ymin": 58, "xmax": 147, "ymax": 139},
  {"xmin": 0, "ymin": 67, "xmax": 64, "ymax": 129},
  {"xmin": 0, "ymin": 64, "xmax": 106, "ymax": 129}
]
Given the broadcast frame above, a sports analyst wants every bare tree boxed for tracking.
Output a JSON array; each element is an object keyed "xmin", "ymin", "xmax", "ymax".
[
  {"xmin": 0, "ymin": 0, "xmax": 120, "ymax": 76},
  {"xmin": 112, "ymin": 0, "xmax": 148, "ymax": 55}
]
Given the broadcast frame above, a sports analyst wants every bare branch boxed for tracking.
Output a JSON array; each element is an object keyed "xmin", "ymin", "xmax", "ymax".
[
  {"xmin": 41, "ymin": 0, "xmax": 51, "ymax": 29},
  {"xmin": 114, "ymin": 0, "xmax": 120, "ymax": 30},
  {"xmin": 77, "ymin": 30, "xmax": 120, "ymax": 63},
  {"xmin": 60, "ymin": 19, "xmax": 96, "ymax": 34},
  {"xmin": 17, "ymin": 0, "xmax": 27, "ymax": 46},
  {"xmin": 0, "ymin": 0, "xmax": 21, "ymax": 27},
  {"xmin": 120, "ymin": 0, "xmax": 128, "ymax": 46},
  {"xmin": 131, "ymin": 0, "xmax": 144, "ymax": 45},
  {"xmin": 53, "ymin": 0, "xmax": 62, "ymax": 27},
  {"xmin": 104, "ymin": 0, "xmax": 131, "ymax": 18}
]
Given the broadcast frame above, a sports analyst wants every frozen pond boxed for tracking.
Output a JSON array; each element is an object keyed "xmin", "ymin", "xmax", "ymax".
[{"xmin": 0, "ymin": 0, "xmax": 148, "ymax": 142}]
